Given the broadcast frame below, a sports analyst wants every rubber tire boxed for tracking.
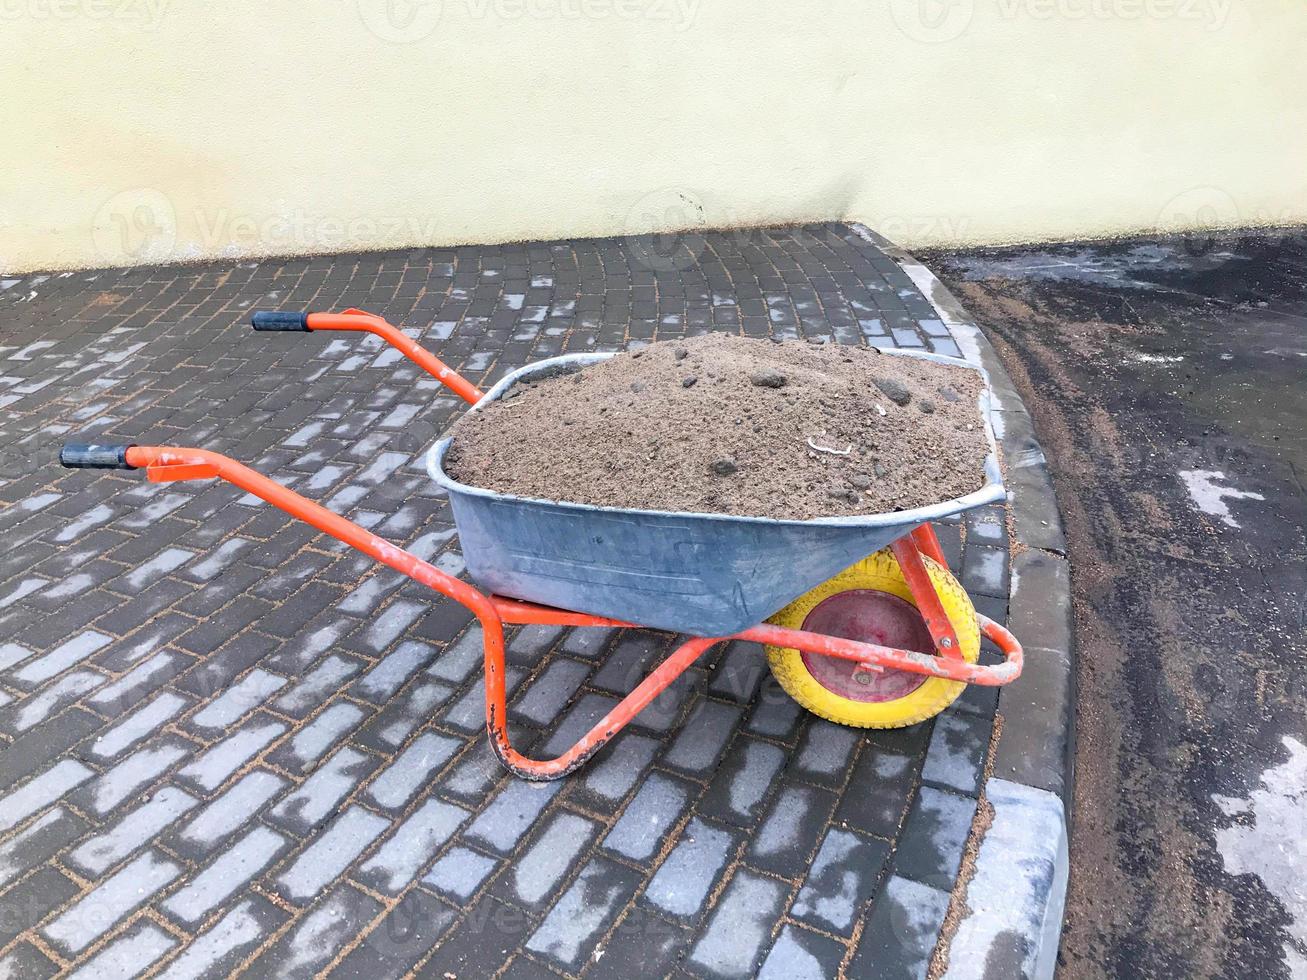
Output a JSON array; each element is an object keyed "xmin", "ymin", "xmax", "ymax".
[{"xmin": 764, "ymin": 549, "xmax": 979, "ymax": 728}]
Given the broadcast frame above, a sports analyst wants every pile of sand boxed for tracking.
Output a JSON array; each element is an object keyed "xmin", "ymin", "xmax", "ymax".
[{"xmin": 444, "ymin": 334, "xmax": 990, "ymax": 520}]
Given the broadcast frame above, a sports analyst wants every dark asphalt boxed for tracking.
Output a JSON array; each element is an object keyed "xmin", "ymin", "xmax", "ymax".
[{"xmin": 927, "ymin": 232, "xmax": 1307, "ymax": 979}]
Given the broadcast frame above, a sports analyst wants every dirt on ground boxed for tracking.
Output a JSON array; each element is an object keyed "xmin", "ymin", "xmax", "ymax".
[{"xmin": 444, "ymin": 333, "xmax": 990, "ymax": 520}]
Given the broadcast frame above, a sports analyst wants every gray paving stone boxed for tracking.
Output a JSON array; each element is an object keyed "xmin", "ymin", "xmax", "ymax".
[
  {"xmin": 525, "ymin": 855, "xmax": 642, "ymax": 972},
  {"xmin": 364, "ymin": 731, "xmax": 461, "ymax": 810},
  {"xmin": 587, "ymin": 904, "xmax": 690, "ymax": 980},
  {"xmin": 164, "ymin": 824, "xmax": 289, "ymax": 924},
  {"xmin": 744, "ymin": 678, "xmax": 806, "ymax": 742},
  {"xmin": 186, "ymin": 667, "xmax": 286, "ymax": 731},
  {"xmin": 602, "ymin": 771, "xmax": 694, "ymax": 863},
  {"xmin": 687, "ymin": 869, "xmax": 788, "ymax": 980},
  {"xmin": 349, "ymin": 639, "xmax": 438, "ymax": 702},
  {"xmin": 493, "ymin": 810, "xmax": 599, "ymax": 912},
  {"xmin": 66, "ymin": 920, "xmax": 176, "ymax": 980},
  {"xmin": 68, "ymin": 785, "xmax": 198, "ymax": 876},
  {"xmin": 42, "ymin": 850, "xmax": 180, "ymax": 954},
  {"xmin": 358, "ymin": 797, "xmax": 469, "ymax": 894},
  {"xmin": 510, "ymin": 657, "xmax": 590, "ymax": 726},
  {"xmin": 346, "ymin": 597, "xmax": 425, "ymax": 655},
  {"xmin": 0, "ymin": 944, "xmax": 58, "ymax": 980},
  {"xmin": 921, "ymin": 708, "xmax": 991, "ymax": 796},
  {"xmin": 273, "ymin": 653, "xmax": 365, "ymax": 716},
  {"xmin": 440, "ymin": 665, "xmax": 525, "ymax": 734},
  {"xmin": 574, "ymin": 731, "xmax": 660, "ymax": 810},
  {"xmin": 76, "ymin": 736, "xmax": 193, "ymax": 815},
  {"xmin": 268, "ymin": 746, "xmax": 379, "ymax": 834},
  {"xmin": 462, "ymin": 773, "xmax": 563, "ymax": 856},
  {"xmin": 88, "ymin": 650, "xmax": 188, "ymax": 713},
  {"xmin": 662, "ymin": 700, "xmax": 741, "ymax": 777},
  {"xmin": 334, "ymin": 888, "xmax": 457, "ymax": 977},
  {"xmin": 155, "ymin": 896, "xmax": 287, "ymax": 980},
  {"xmin": 0, "ymin": 758, "xmax": 92, "ymax": 832},
  {"xmin": 89, "ymin": 691, "xmax": 189, "ymax": 759},
  {"xmin": 269, "ymin": 701, "xmax": 369, "ymax": 772},
  {"xmin": 591, "ymin": 633, "xmax": 662, "ymax": 694},
  {"xmin": 10, "ymin": 630, "xmax": 110, "ymax": 687},
  {"xmin": 643, "ymin": 817, "xmax": 739, "ymax": 921},
  {"xmin": 174, "ymin": 769, "xmax": 287, "ymax": 857},
  {"xmin": 706, "ymin": 641, "xmax": 767, "ymax": 703},
  {"xmin": 0, "ymin": 806, "xmax": 86, "ymax": 888},
  {"xmin": 276, "ymin": 805, "xmax": 391, "ymax": 902},
  {"xmin": 177, "ymin": 717, "xmax": 285, "ymax": 792},
  {"xmin": 792, "ymin": 827, "xmax": 891, "ymax": 936},
  {"xmin": 506, "ymin": 623, "xmax": 564, "ymax": 665},
  {"xmin": 422, "ymin": 844, "xmax": 501, "ymax": 903},
  {"xmin": 893, "ymin": 785, "xmax": 975, "ymax": 890},
  {"xmin": 416, "ymin": 895, "xmax": 531, "ymax": 980},
  {"xmin": 246, "ymin": 883, "xmax": 382, "ymax": 978},
  {"xmin": 560, "ymin": 626, "xmax": 614, "ymax": 658},
  {"xmin": 2, "ymin": 669, "xmax": 104, "ymax": 733},
  {"xmin": 835, "ymin": 747, "xmax": 919, "ymax": 839},
  {"xmin": 961, "ymin": 544, "xmax": 1009, "ymax": 599},
  {"xmin": 757, "ymin": 924, "xmax": 847, "ymax": 980},
  {"xmin": 747, "ymin": 783, "xmax": 838, "ymax": 878},
  {"xmin": 0, "ymin": 867, "xmax": 79, "ymax": 948},
  {"xmin": 849, "ymin": 875, "xmax": 951, "ymax": 980},
  {"xmin": 793, "ymin": 718, "xmax": 861, "ymax": 787},
  {"xmin": 426, "ymin": 625, "xmax": 484, "ymax": 684},
  {"xmin": 699, "ymin": 736, "xmax": 787, "ymax": 826},
  {"xmin": 539, "ymin": 691, "xmax": 619, "ymax": 757},
  {"xmin": 358, "ymin": 677, "xmax": 456, "ymax": 751}
]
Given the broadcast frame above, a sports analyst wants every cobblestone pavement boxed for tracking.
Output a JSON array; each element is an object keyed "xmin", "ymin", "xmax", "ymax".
[{"xmin": 0, "ymin": 225, "xmax": 1010, "ymax": 979}]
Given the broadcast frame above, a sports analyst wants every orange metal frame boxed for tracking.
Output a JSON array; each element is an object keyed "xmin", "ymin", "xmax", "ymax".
[{"xmin": 111, "ymin": 310, "xmax": 1022, "ymax": 780}]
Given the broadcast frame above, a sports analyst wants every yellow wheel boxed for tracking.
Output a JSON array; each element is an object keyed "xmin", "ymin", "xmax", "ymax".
[{"xmin": 764, "ymin": 549, "xmax": 979, "ymax": 728}]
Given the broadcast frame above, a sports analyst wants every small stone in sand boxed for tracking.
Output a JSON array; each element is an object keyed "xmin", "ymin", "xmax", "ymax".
[
  {"xmin": 682, "ymin": 376, "xmax": 698, "ymax": 388},
  {"xmin": 750, "ymin": 369, "xmax": 787, "ymax": 389},
  {"xmin": 873, "ymin": 377, "xmax": 911, "ymax": 406},
  {"xmin": 711, "ymin": 458, "xmax": 738, "ymax": 476}
]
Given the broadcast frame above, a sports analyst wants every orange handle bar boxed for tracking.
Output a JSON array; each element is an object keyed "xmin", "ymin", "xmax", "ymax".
[{"xmin": 251, "ymin": 308, "xmax": 483, "ymax": 405}]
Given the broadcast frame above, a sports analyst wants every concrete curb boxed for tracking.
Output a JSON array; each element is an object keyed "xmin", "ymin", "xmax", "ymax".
[{"xmin": 857, "ymin": 225, "xmax": 1076, "ymax": 980}]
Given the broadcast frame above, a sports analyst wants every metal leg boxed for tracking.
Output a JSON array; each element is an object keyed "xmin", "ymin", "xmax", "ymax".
[{"xmin": 889, "ymin": 533, "xmax": 962, "ymax": 660}]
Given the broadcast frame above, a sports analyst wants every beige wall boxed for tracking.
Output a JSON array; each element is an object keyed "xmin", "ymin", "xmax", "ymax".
[{"xmin": 2, "ymin": 0, "xmax": 1305, "ymax": 272}]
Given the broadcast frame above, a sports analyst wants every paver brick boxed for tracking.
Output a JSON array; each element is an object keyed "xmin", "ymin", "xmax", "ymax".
[
  {"xmin": 792, "ymin": 718, "xmax": 861, "ymax": 788},
  {"xmin": 698, "ymin": 735, "xmax": 787, "ymax": 826},
  {"xmin": 747, "ymin": 782, "xmax": 839, "ymax": 878},
  {"xmin": 893, "ymin": 785, "xmax": 976, "ymax": 890},
  {"xmin": 642, "ymin": 817, "xmax": 739, "ymax": 922},
  {"xmin": 791, "ymin": 827, "xmax": 890, "ymax": 936},
  {"xmin": 176, "ymin": 716, "xmax": 284, "ymax": 793},
  {"xmin": 68, "ymin": 786, "xmax": 197, "ymax": 876},
  {"xmin": 511, "ymin": 657, "xmax": 591, "ymax": 726},
  {"xmin": 662, "ymin": 700, "xmax": 741, "ymax": 778},
  {"xmin": 42, "ymin": 849, "xmax": 180, "ymax": 954},
  {"xmin": 493, "ymin": 810, "xmax": 600, "ymax": 913},
  {"xmin": 921, "ymin": 708, "xmax": 991, "ymax": 796},
  {"xmin": 525, "ymin": 855, "xmax": 642, "ymax": 972},
  {"xmin": 358, "ymin": 796, "xmax": 469, "ymax": 895},
  {"xmin": 756, "ymin": 924, "xmax": 847, "ymax": 980},
  {"xmin": 686, "ymin": 869, "xmax": 788, "ymax": 980},
  {"xmin": 0, "ymin": 807, "xmax": 86, "ymax": 888},
  {"xmin": 0, "ymin": 759, "xmax": 92, "ymax": 832},
  {"xmin": 246, "ymin": 883, "xmax": 383, "ymax": 978},
  {"xmin": 270, "ymin": 701, "xmax": 370, "ymax": 772},
  {"xmin": 849, "ymin": 875, "xmax": 952, "ymax": 980},
  {"xmin": 173, "ymin": 769, "xmax": 287, "ymax": 858},
  {"xmin": 67, "ymin": 920, "xmax": 177, "ymax": 980},
  {"xmin": 268, "ymin": 746, "xmax": 379, "ymax": 834},
  {"xmin": 333, "ymin": 888, "xmax": 457, "ymax": 977},
  {"xmin": 89, "ymin": 691, "xmax": 189, "ymax": 759},
  {"xmin": 155, "ymin": 896, "xmax": 287, "ymax": 980},
  {"xmin": 275, "ymin": 805, "xmax": 391, "ymax": 902},
  {"xmin": 364, "ymin": 732, "xmax": 461, "ymax": 811}
]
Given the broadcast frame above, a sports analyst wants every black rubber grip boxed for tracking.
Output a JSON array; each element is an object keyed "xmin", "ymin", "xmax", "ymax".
[
  {"xmin": 251, "ymin": 310, "xmax": 310, "ymax": 331},
  {"xmin": 60, "ymin": 443, "xmax": 137, "ymax": 469}
]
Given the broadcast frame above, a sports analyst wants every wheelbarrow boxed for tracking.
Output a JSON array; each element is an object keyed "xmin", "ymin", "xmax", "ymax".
[{"xmin": 59, "ymin": 308, "xmax": 1022, "ymax": 780}]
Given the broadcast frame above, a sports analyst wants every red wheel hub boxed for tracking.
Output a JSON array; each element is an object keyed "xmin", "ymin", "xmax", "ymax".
[{"xmin": 799, "ymin": 589, "xmax": 934, "ymax": 702}]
